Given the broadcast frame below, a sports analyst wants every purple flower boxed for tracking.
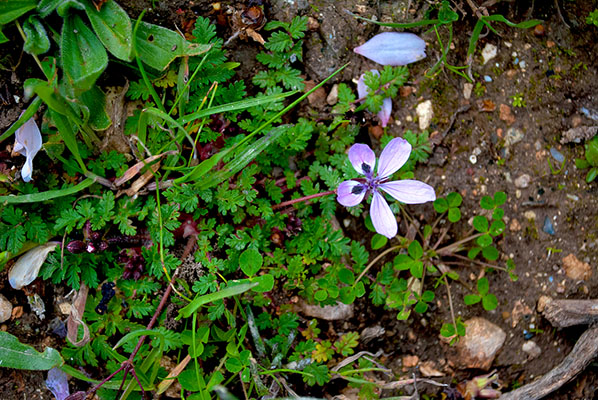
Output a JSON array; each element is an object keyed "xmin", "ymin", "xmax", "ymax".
[
  {"xmin": 337, "ymin": 138, "xmax": 435, "ymax": 238},
  {"xmin": 13, "ymin": 115, "xmax": 42, "ymax": 182},
  {"xmin": 354, "ymin": 32, "xmax": 427, "ymax": 66},
  {"xmin": 357, "ymin": 70, "xmax": 392, "ymax": 127}
]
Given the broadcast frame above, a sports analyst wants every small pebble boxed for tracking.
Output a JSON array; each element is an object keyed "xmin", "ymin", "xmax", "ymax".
[
  {"xmin": 522, "ymin": 340, "xmax": 542, "ymax": 359},
  {"xmin": 514, "ymin": 174, "xmax": 531, "ymax": 188},
  {"xmin": 481, "ymin": 43, "xmax": 498, "ymax": 65},
  {"xmin": 550, "ymin": 147, "xmax": 565, "ymax": 163},
  {"xmin": 524, "ymin": 211, "xmax": 537, "ymax": 220},
  {"xmin": 484, "ymin": 75, "xmax": 493, "ymax": 82},
  {"xmin": 469, "ymin": 155, "xmax": 477, "ymax": 164},
  {"xmin": 0, "ymin": 295, "xmax": 13, "ymax": 323},
  {"xmin": 566, "ymin": 194, "xmax": 579, "ymax": 201},
  {"xmin": 519, "ymin": 60, "xmax": 526, "ymax": 69},
  {"xmin": 543, "ymin": 217, "xmax": 555, "ymax": 235}
]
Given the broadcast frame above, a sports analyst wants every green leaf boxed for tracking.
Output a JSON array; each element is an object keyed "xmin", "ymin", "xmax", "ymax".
[
  {"xmin": 49, "ymin": 109, "xmax": 87, "ymax": 173},
  {"xmin": 61, "ymin": 14, "xmax": 108, "ymax": 91},
  {"xmin": 314, "ymin": 289, "xmax": 328, "ymax": 301},
  {"xmin": 477, "ymin": 277, "xmax": 489, "ymax": 295},
  {"xmin": 489, "ymin": 220, "xmax": 506, "ymax": 236},
  {"xmin": 410, "ymin": 260, "xmax": 423, "ymax": 279},
  {"xmin": 464, "ymin": 294, "xmax": 481, "ymax": 305},
  {"xmin": 576, "ymin": 158, "xmax": 590, "ymax": 169},
  {"xmin": 79, "ymin": 85, "xmax": 111, "ymax": 130},
  {"xmin": 265, "ymin": 31, "xmax": 293, "ymax": 52},
  {"xmin": 438, "ymin": 0, "xmax": 459, "ymax": 23},
  {"xmin": 440, "ymin": 323, "xmax": 455, "ymax": 337},
  {"xmin": 338, "ymin": 268, "xmax": 355, "ymax": 285},
  {"xmin": 252, "ymin": 274, "xmax": 274, "ymax": 293},
  {"xmin": 482, "ymin": 245, "xmax": 499, "ymax": 261},
  {"xmin": 414, "ymin": 301, "xmax": 428, "ymax": 313},
  {"xmin": 421, "ymin": 290, "xmax": 434, "ymax": 302},
  {"xmin": 288, "ymin": 16, "xmax": 308, "ymax": 39},
  {"xmin": 0, "ymin": 0, "xmax": 37, "ymax": 25},
  {"xmin": 239, "ymin": 248, "xmax": 263, "ymax": 277},
  {"xmin": 492, "ymin": 208, "xmax": 504, "ymax": 221},
  {"xmin": 586, "ymin": 167, "xmax": 598, "ymax": 183},
  {"xmin": 433, "ymin": 198, "xmax": 448, "ymax": 213},
  {"xmin": 135, "ymin": 21, "xmax": 210, "ymax": 71},
  {"xmin": 482, "ymin": 293, "xmax": 498, "ymax": 311},
  {"xmin": 339, "ymin": 286, "xmax": 355, "ymax": 304},
  {"xmin": 22, "ymin": 15, "xmax": 50, "ymax": 55},
  {"xmin": 472, "ymin": 215, "xmax": 489, "ymax": 233},
  {"xmin": 585, "ymin": 137, "xmax": 598, "ymax": 165},
  {"xmin": 446, "ymin": 192, "xmax": 462, "ymax": 207},
  {"xmin": 0, "ymin": 331, "xmax": 63, "ymax": 370},
  {"xmin": 371, "ymin": 234, "xmax": 387, "ymax": 250},
  {"xmin": 480, "ymin": 196, "xmax": 494, "ymax": 210},
  {"xmin": 37, "ymin": 0, "xmax": 61, "ymax": 17},
  {"xmin": 408, "ymin": 240, "xmax": 423, "ymax": 260},
  {"xmin": 476, "ymin": 234, "xmax": 492, "ymax": 248},
  {"xmin": 447, "ymin": 207, "xmax": 461, "ymax": 223},
  {"xmin": 84, "ymin": 0, "xmax": 133, "ymax": 61},
  {"xmin": 468, "ymin": 246, "xmax": 482, "ymax": 260},
  {"xmin": 493, "ymin": 191, "xmax": 507, "ymax": 206},
  {"xmin": 178, "ymin": 282, "xmax": 258, "ymax": 318}
]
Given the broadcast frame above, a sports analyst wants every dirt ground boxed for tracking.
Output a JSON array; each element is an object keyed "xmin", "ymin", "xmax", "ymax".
[{"xmin": 1, "ymin": 0, "xmax": 598, "ymax": 399}]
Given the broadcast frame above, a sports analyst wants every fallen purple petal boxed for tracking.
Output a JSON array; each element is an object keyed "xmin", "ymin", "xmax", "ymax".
[
  {"xmin": 371, "ymin": 191, "xmax": 398, "ymax": 238},
  {"xmin": 354, "ymin": 32, "xmax": 427, "ymax": 66},
  {"xmin": 13, "ymin": 116, "xmax": 42, "ymax": 182},
  {"xmin": 378, "ymin": 97, "xmax": 392, "ymax": 127},
  {"xmin": 46, "ymin": 367, "xmax": 70, "ymax": 400},
  {"xmin": 377, "ymin": 137, "xmax": 412, "ymax": 178}
]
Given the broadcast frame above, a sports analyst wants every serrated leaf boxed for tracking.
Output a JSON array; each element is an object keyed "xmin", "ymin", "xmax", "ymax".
[{"xmin": 0, "ymin": 331, "xmax": 63, "ymax": 370}]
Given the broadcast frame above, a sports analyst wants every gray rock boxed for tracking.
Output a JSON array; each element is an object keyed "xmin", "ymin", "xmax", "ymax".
[
  {"xmin": 0, "ymin": 294, "xmax": 13, "ymax": 323},
  {"xmin": 453, "ymin": 317, "xmax": 506, "ymax": 370},
  {"xmin": 514, "ymin": 174, "xmax": 531, "ymax": 188},
  {"xmin": 505, "ymin": 127, "xmax": 525, "ymax": 147},
  {"xmin": 522, "ymin": 340, "xmax": 542, "ymax": 359}
]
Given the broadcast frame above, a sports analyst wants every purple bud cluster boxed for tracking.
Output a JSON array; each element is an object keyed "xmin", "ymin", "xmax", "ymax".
[{"xmin": 118, "ymin": 248, "xmax": 145, "ymax": 280}]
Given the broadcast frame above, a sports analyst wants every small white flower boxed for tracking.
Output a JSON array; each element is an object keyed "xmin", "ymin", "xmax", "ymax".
[{"xmin": 13, "ymin": 116, "xmax": 42, "ymax": 182}]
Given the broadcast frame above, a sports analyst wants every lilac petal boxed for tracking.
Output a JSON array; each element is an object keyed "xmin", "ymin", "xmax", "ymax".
[
  {"xmin": 378, "ymin": 97, "xmax": 392, "ymax": 127},
  {"xmin": 354, "ymin": 32, "xmax": 427, "ymax": 66},
  {"xmin": 348, "ymin": 143, "xmax": 376, "ymax": 176},
  {"xmin": 337, "ymin": 180, "xmax": 366, "ymax": 207},
  {"xmin": 377, "ymin": 137, "xmax": 411, "ymax": 178},
  {"xmin": 356, "ymin": 70, "xmax": 380, "ymax": 100},
  {"xmin": 371, "ymin": 191, "xmax": 397, "ymax": 238},
  {"xmin": 46, "ymin": 367, "xmax": 70, "ymax": 400},
  {"xmin": 14, "ymin": 116, "xmax": 42, "ymax": 182},
  {"xmin": 379, "ymin": 180, "xmax": 436, "ymax": 204}
]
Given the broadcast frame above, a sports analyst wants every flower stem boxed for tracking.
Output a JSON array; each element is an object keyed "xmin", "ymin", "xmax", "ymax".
[{"xmin": 272, "ymin": 190, "xmax": 336, "ymax": 210}]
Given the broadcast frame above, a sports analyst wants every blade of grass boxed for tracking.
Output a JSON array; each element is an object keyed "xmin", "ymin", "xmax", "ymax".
[{"xmin": 0, "ymin": 178, "xmax": 95, "ymax": 204}]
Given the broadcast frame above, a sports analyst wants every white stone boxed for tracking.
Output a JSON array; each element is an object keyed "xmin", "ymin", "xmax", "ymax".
[
  {"xmin": 416, "ymin": 100, "xmax": 433, "ymax": 131},
  {"xmin": 522, "ymin": 340, "xmax": 542, "ymax": 359},
  {"xmin": 0, "ymin": 294, "xmax": 12, "ymax": 323},
  {"xmin": 482, "ymin": 43, "xmax": 498, "ymax": 65},
  {"xmin": 463, "ymin": 83, "xmax": 473, "ymax": 100},
  {"xmin": 514, "ymin": 174, "xmax": 531, "ymax": 188},
  {"xmin": 326, "ymin": 84, "xmax": 339, "ymax": 105}
]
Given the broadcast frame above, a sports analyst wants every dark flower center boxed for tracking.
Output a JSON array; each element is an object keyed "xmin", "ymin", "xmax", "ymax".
[{"xmin": 351, "ymin": 185, "xmax": 365, "ymax": 195}]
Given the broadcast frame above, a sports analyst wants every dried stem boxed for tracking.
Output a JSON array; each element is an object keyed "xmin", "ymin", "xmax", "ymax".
[{"xmin": 271, "ymin": 190, "xmax": 336, "ymax": 210}]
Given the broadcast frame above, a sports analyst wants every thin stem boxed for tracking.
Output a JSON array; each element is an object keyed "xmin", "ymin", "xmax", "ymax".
[
  {"xmin": 271, "ymin": 190, "xmax": 335, "ymax": 210},
  {"xmin": 443, "ymin": 275, "xmax": 458, "ymax": 340},
  {"xmin": 354, "ymin": 244, "xmax": 405, "ymax": 286},
  {"xmin": 435, "ymin": 231, "xmax": 485, "ymax": 254},
  {"xmin": 448, "ymin": 252, "xmax": 506, "ymax": 272}
]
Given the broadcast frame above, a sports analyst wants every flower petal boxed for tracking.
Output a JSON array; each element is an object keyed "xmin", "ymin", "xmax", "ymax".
[
  {"xmin": 379, "ymin": 180, "xmax": 436, "ymax": 204},
  {"xmin": 377, "ymin": 137, "xmax": 411, "ymax": 178},
  {"xmin": 371, "ymin": 191, "xmax": 397, "ymax": 238},
  {"xmin": 356, "ymin": 70, "xmax": 379, "ymax": 100},
  {"xmin": 14, "ymin": 116, "xmax": 42, "ymax": 182},
  {"xmin": 348, "ymin": 143, "xmax": 376, "ymax": 176},
  {"xmin": 9, "ymin": 242, "xmax": 60, "ymax": 290},
  {"xmin": 337, "ymin": 180, "xmax": 367, "ymax": 207},
  {"xmin": 378, "ymin": 97, "xmax": 392, "ymax": 127},
  {"xmin": 354, "ymin": 32, "xmax": 427, "ymax": 66},
  {"xmin": 46, "ymin": 367, "xmax": 70, "ymax": 400}
]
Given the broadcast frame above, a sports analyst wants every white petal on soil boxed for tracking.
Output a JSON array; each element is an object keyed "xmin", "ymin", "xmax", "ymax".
[
  {"xmin": 14, "ymin": 116, "xmax": 42, "ymax": 182},
  {"xmin": 9, "ymin": 242, "xmax": 60, "ymax": 289},
  {"xmin": 354, "ymin": 32, "xmax": 427, "ymax": 66}
]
